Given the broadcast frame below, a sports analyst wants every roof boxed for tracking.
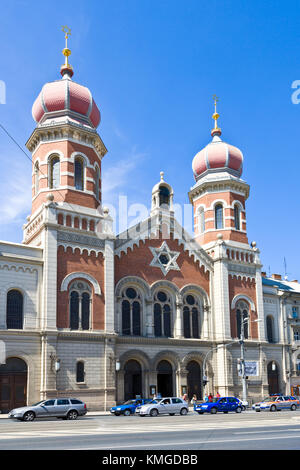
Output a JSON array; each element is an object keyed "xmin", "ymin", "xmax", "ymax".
[{"xmin": 262, "ymin": 277, "xmax": 300, "ymax": 293}]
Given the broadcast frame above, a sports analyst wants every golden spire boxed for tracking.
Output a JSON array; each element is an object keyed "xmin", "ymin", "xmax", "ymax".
[
  {"xmin": 211, "ymin": 94, "xmax": 222, "ymax": 137},
  {"xmin": 60, "ymin": 25, "xmax": 73, "ymax": 77}
]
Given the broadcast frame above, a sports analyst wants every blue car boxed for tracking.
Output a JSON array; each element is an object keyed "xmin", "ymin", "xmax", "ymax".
[
  {"xmin": 194, "ymin": 397, "xmax": 243, "ymax": 414},
  {"xmin": 110, "ymin": 399, "xmax": 153, "ymax": 416}
]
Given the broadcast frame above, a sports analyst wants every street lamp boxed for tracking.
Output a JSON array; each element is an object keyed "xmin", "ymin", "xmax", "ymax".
[{"xmin": 239, "ymin": 315, "xmax": 262, "ymax": 402}]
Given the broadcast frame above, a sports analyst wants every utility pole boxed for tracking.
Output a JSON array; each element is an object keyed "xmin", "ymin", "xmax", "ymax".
[{"xmin": 239, "ymin": 322, "xmax": 247, "ymax": 402}]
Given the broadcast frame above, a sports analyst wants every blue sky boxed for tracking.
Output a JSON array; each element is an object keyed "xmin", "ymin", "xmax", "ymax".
[{"xmin": 0, "ymin": 0, "xmax": 300, "ymax": 279}]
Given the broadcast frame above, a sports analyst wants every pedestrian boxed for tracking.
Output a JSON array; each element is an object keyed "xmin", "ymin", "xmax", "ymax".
[
  {"xmin": 208, "ymin": 393, "xmax": 213, "ymax": 402},
  {"xmin": 191, "ymin": 394, "xmax": 197, "ymax": 406},
  {"xmin": 182, "ymin": 393, "xmax": 188, "ymax": 402},
  {"xmin": 216, "ymin": 391, "xmax": 221, "ymax": 399},
  {"xmin": 204, "ymin": 394, "xmax": 209, "ymax": 402}
]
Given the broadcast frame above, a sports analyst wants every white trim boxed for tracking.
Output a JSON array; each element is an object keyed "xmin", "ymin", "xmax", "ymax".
[
  {"xmin": 231, "ymin": 294, "xmax": 255, "ymax": 311},
  {"xmin": 61, "ymin": 272, "xmax": 101, "ymax": 295}
]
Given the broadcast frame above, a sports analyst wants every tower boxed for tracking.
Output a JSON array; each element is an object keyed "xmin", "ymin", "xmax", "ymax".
[{"xmin": 189, "ymin": 97, "xmax": 249, "ymax": 249}]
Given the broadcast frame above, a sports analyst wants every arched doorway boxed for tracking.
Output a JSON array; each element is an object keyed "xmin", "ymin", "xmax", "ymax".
[
  {"xmin": 157, "ymin": 360, "xmax": 173, "ymax": 397},
  {"xmin": 0, "ymin": 358, "xmax": 27, "ymax": 413},
  {"xmin": 267, "ymin": 361, "xmax": 280, "ymax": 395},
  {"xmin": 187, "ymin": 361, "xmax": 202, "ymax": 400},
  {"xmin": 124, "ymin": 360, "xmax": 142, "ymax": 401}
]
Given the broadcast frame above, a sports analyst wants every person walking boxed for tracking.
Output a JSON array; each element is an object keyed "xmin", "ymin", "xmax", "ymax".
[
  {"xmin": 191, "ymin": 394, "xmax": 197, "ymax": 407},
  {"xmin": 208, "ymin": 393, "xmax": 213, "ymax": 402},
  {"xmin": 216, "ymin": 391, "xmax": 221, "ymax": 399},
  {"xmin": 204, "ymin": 394, "xmax": 209, "ymax": 402}
]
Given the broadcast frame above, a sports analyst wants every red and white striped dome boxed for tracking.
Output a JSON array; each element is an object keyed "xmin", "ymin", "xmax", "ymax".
[
  {"xmin": 192, "ymin": 134, "xmax": 243, "ymax": 180},
  {"xmin": 32, "ymin": 78, "xmax": 101, "ymax": 129}
]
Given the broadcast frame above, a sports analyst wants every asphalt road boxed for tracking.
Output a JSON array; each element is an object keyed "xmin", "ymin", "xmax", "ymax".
[{"xmin": 0, "ymin": 409, "xmax": 300, "ymax": 450}]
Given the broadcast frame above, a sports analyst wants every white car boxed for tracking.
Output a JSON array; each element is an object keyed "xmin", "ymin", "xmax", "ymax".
[{"xmin": 137, "ymin": 397, "xmax": 188, "ymax": 417}]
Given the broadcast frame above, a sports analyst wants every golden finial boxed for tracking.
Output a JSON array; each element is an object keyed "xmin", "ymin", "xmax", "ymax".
[
  {"xmin": 211, "ymin": 94, "xmax": 222, "ymax": 137},
  {"xmin": 61, "ymin": 25, "xmax": 73, "ymax": 77}
]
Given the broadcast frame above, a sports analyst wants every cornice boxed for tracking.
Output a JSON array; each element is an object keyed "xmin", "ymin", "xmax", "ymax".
[
  {"xmin": 188, "ymin": 178, "xmax": 250, "ymax": 203},
  {"xmin": 26, "ymin": 122, "xmax": 107, "ymax": 159}
]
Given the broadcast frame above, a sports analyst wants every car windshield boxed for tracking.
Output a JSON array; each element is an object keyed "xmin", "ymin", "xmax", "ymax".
[
  {"xmin": 123, "ymin": 400, "xmax": 136, "ymax": 405},
  {"xmin": 31, "ymin": 401, "xmax": 44, "ymax": 406},
  {"xmin": 261, "ymin": 397, "xmax": 273, "ymax": 402},
  {"xmin": 149, "ymin": 400, "xmax": 158, "ymax": 404}
]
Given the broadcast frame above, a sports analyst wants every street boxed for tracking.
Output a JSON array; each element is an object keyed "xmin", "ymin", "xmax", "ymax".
[{"xmin": 0, "ymin": 409, "xmax": 299, "ymax": 450}]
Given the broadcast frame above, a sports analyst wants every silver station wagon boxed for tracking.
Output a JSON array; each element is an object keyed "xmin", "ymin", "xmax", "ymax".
[
  {"xmin": 8, "ymin": 398, "xmax": 87, "ymax": 421},
  {"xmin": 137, "ymin": 397, "xmax": 189, "ymax": 417}
]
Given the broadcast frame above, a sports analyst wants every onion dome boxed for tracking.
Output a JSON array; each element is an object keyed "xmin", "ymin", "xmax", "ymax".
[
  {"xmin": 192, "ymin": 96, "xmax": 243, "ymax": 180},
  {"xmin": 32, "ymin": 26, "xmax": 100, "ymax": 129}
]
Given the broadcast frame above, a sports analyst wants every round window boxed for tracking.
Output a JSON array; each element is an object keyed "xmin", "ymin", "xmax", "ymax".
[
  {"xmin": 157, "ymin": 291, "xmax": 167, "ymax": 302},
  {"xmin": 126, "ymin": 288, "xmax": 137, "ymax": 299},
  {"xmin": 186, "ymin": 295, "xmax": 195, "ymax": 305}
]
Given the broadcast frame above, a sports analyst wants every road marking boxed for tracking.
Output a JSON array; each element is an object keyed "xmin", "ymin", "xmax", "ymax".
[{"xmin": 71, "ymin": 433, "xmax": 300, "ymax": 450}]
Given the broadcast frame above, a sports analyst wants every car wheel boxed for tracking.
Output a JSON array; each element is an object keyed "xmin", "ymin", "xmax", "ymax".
[
  {"xmin": 270, "ymin": 405, "xmax": 277, "ymax": 412},
  {"xmin": 235, "ymin": 406, "xmax": 242, "ymax": 413},
  {"xmin": 67, "ymin": 410, "xmax": 78, "ymax": 420},
  {"xmin": 210, "ymin": 407, "xmax": 218, "ymax": 414},
  {"xmin": 180, "ymin": 408, "xmax": 188, "ymax": 416},
  {"xmin": 23, "ymin": 411, "xmax": 35, "ymax": 422},
  {"xmin": 150, "ymin": 408, "xmax": 158, "ymax": 417},
  {"xmin": 291, "ymin": 404, "xmax": 297, "ymax": 411},
  {"xmin": 124, "ymin": 409, "xmax": 131, "ymax": 416}
]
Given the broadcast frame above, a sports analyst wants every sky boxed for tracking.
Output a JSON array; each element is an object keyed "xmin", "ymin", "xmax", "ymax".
[{"xmin": 0, "ymin": 0, "xmax": 299, "ymax": 279}]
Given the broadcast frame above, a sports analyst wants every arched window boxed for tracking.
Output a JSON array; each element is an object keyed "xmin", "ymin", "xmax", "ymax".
[
  {"xmin": 266, "ymin": 316, "xmax": 275, "ymax": 343},
  {"xmin": 198, "ymin": 208, "xmax": 205, "ymax": 234},
  {"xmin": 34, "ymin": 162, "xmax": 39, "ymax": 194},
  {"xmin": 121, "ymin": 287, "xmax": 141, "ymax": 336},
  {"xmin": 76, "ymin": 361, "xmax": 85, "ymax": 383},
  {"xmin": 74, "ymin": 157, "xmax": 84, "ymax": 190},
  {"xmin": 183, "ymin": 294, "xmax": 200, "ymax": 338},
  {"xmin": 236, "ymin": 301, "xmax": 249, "ymax": 339},
  {"xmin": 154, "ymin": 291, "xmax": 172, "ymax": 337},
  {"xmin": 50, "ymin": 156, "xmax": 60, "ymax": 189},
  {"xmin": 234, "ymin": 204, "xmax": 241, "ymax": 231},
  {"xmin": 69, "ymin": 281, "xmax": 92, "ymax": 330},
  {"xmin": 6, "ymin": 290, "xmax": 23, "ymax": 329},
  {"xmin": 95, "ymin": 166, "xmax": 100, "ymax": 200},
  {"xmin": 159, "ymin": 186, "xmax": 170, "ymax": 207},
  {"xmin": 215, "ymin": 204, "xmax": 223, "ymax": 229}
]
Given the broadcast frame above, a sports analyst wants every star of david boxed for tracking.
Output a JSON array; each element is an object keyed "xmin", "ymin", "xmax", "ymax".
[{"xmin": 149, "ymin": 242, "xmax": 180, "ymax": 276}]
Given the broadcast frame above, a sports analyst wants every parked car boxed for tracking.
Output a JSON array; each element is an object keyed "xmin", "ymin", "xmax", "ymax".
[
  {"xmin": 237, "ymin": 399, "xmax": 249, "ymax": 411},
  {"xmin": 194, "ymin": 397, "xmax": 243, "ymax": 414},
  {"xmin": 252, "ymin": 395, "xmax": 300, "ymax": 412},
  {"xmin": 137, "ymin": 397, "xmax": 189, "ymax": 417},
  {"xmin": 110, "ymin": 398, "xmax": 153, "ymax": 416},
  {"xmin": 8, "ymin": 398, "xmax": 87, "ymax": 421}
]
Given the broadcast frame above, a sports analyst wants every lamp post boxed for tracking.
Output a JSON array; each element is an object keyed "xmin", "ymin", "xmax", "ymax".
[{"xmin": 239, "ymin": 316, "xmax": 262, "ymax": 402}]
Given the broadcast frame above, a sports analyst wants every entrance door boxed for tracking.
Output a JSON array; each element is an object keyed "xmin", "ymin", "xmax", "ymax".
[
  {"xmin": 0, "ymin": 358, "xmax": 27, "ymax": 413},
  {"xmin": 157, "ymin": 360, "xmax": 173, "ymax": 397},
  {"xmin": 187, "ymin": 361, "xmax": 202, "ymax": 400},
  {"xmin": 124, "ymin": 360, "xmax": 142, "ymax": 401},
  {"xmin": 268, "ymin": 362, "xmax": 280, "ymax": 395}
]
